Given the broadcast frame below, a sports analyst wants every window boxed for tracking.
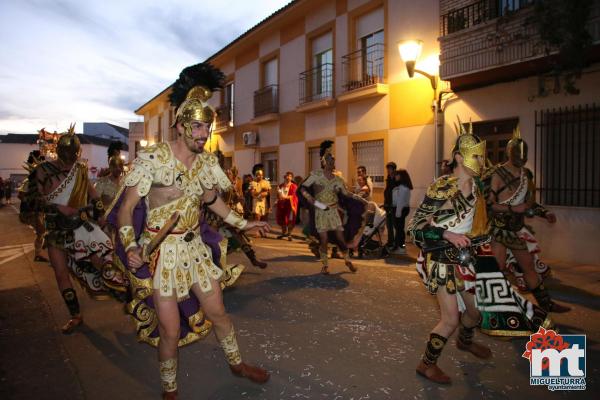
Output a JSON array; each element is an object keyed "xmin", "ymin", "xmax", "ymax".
[
  {"xmin": 314, "ymin": 49, "xmax": 333, "ymax": 98},
  {"xmin": 352, "ymin": 140, "xmax": 384, "ymax": 187},
  {"xmin": 360, "ymin": 29, "xmax": 384, "ymax": 81},
  {"xmin": 263, "ymin": 58, "xmax": 278, "ymax": 87},
  {"xmin": 224, "ymin": 82, "xmax": 234, "ymax": 127},
  {"xmin": 471, "ymin": 118, "xmax": 519, "ymax": 164},
  {"xmin": 499, "ymin": 0, "xmax": 533, "ymax": 16},
  {"xmin": 308, "ymin": 146, "xmax": 321, "ymax": 172},
  {"xmin": 261, "ymin": 151, "xmax": 279, "ymax": 185},
  {"xmin": 535, "ymin": 104, "xmax": 600, "ymax": 208}
]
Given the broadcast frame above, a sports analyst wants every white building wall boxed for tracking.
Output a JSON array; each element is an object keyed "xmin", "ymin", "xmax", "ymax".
[
  {"xmin": 234, "ymin": 148, "xmax": 259, "ymax": 177},
  {"xmin": 279, "ymin": 36, "xmax": 305, "ymax": 113},
  {"xmin": 347, "ymin": 96, "xmax": 389, "ymax": 134},
  {"xmin": 0, "ymin": 143, "xmax": 128, "ymax": 181},
  {"xmin": 258, "ymin": 121, "xmax": 280, "ymax": 148},
  {"xmin": 305, "ymin": 109, "xmax": 336, "ymax": 141},
  {"xmin": 235, "ymin": 61, "xmax": 260, "ymax": 125},
  {"xmin": 279, "ymin": 142, "xmax": 305, "ymax": 178}
]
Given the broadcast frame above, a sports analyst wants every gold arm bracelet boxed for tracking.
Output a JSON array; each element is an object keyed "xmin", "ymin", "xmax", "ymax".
[{"xmin": 118, "ymin": 225, "xmax": 137, "ymax": 252}]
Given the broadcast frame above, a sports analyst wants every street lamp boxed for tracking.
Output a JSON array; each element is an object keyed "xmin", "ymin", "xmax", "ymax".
[
  {"xmin": 140, "ymin": 139, "xmax": 148, "ymax": 147},
  {"xmin": 398, "ymin": 40, "xmax": 437, "ymax": 90},
  {"xmin": 398, "ymin": 39, "xmax": 450, "ymax": 178}
]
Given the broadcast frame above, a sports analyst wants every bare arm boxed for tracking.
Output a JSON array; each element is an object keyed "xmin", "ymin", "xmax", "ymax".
[
  {"xmin": 203, "ymin": 187, "xmax": 270, "ymax": 234},
  {"xmin": 117, "ymin": 185, "xmax": 143, "ymax": 269}
]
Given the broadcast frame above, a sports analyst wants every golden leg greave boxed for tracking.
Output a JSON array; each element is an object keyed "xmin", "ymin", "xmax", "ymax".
[
  {"xmin": 219, "ymin": 327, "xmax": 242, "ymax": 366},
  {"xmin": 319, "ymin": 249, "xmax": 328, "ymax": 267},
  {"xmin": 159, "ymin": 358, "xmax": 178, "ymax": 393}
]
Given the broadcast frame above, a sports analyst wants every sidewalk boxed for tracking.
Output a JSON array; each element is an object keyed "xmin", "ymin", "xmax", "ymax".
[{"xmin": 0, "ymin": 204, "xmax": 84, "ymax": 400}]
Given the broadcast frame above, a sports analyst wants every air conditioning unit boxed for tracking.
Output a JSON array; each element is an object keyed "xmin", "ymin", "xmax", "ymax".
[{"xmin": 243, "ymin": 131, "xmax": 258, "ymax": 146}]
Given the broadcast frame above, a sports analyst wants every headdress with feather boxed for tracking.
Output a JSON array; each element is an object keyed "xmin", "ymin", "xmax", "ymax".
[{"xmin": 169, "ymin": 63, "xmax": 225, "ymax": 136}]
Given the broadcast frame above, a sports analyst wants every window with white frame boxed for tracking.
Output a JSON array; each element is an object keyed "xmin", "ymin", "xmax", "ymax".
[{"xmin": 352, "ymin": 139, "xmax": 384, "ymax": 187}]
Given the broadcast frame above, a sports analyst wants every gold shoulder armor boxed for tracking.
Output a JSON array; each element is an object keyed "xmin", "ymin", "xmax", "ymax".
[
  {"xmin": 426, "ymin": 175, "xmax": 458, "ymax": 200},
  {"xmin": 137, "ymin": 142, "xmax": 172, "ymax": 165}
]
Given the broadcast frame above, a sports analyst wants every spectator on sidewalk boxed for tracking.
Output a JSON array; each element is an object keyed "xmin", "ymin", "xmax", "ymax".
[
  {"xmin": 391, "ymin": 169, "xmax": 413, "ymax": 254},
  {"xmin": 383, "ymin": 162, "xmax": 397, "ymax": 248},
  {"xmin": 276, "ymin": 171, "xmax": 298, "ymax": 241},
  {"xmin": 356, "ymin": 165, "xmax": 373, "ymax": 201},
  {"xmin": 4, "ymin": 179, "xmax": 13, "ymax": 205}
]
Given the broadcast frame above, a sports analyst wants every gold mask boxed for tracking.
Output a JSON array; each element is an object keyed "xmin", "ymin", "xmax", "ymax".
[{"xmin": 453, "ymin": 117, "xmax": 486, "ymax": 175}]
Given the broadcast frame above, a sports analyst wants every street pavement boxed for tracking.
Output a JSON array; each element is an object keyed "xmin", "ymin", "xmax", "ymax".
[{"xmin": 0, "ymin": 202, "xmax": 599, "ymax": 400}]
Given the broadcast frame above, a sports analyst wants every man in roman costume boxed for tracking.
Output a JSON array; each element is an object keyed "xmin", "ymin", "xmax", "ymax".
[
  {"xmin": 408, "ymin": 123, "xmax": 492, "ymax": 384},
  {"xmin": 31, "ymin": 124, "xmax": 125, "ymax": 333},
  {"xmin": 117, "ymin": 63, "xmax": 270, "ymax": 400},
  {"xmin": 299, "ymin": 140, "xmax": 359, "ymax": 275},
  {"xmin": 486, "ymin": 127, "xmax": 569, "ymax": 313},
  {"xmin": 250, "ymin": 163, "xmax": 271, "ymax": 235},
  {"xmin": 18, "ymin": 150, "xmax": 48, "ymax": 262}
]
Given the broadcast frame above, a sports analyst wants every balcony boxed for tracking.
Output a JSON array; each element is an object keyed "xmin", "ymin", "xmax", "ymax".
[
  {"xmin": 339, "ymin": 43, "xmax": 388, "ymax": 103},
  {"xmin": 439, "ymin": 0, "xmax": 600, "ymax": 90},
  {"xmin": 297, "ymin": 63, "xmax": 335, "ymax": 113},
  {"xmin": 252, "ymin": 84, "xmax": 279, "ymax": 124},
  {"xmin": 214, "ymin": 104, "xmax": 233, "ymax": 132}
]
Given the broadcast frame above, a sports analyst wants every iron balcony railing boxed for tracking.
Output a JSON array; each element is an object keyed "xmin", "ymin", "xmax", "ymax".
[
  {"xmin": 440, "ymin": 0, "xmax": 534, "ymax": 36},
  {"xmin": 341, "ymin": 43, "xmax": 385, "ymax": 92},
  {"xmin": 254, "ymin": 84, "xmax": 279, "ymax": 117},
  {"xmin": 299, "ymin": 63, "xmax": 334, "ymax": 104},
  {"xmin": 214, "ymin": 104, "xmax": 233, "ymax": 131}
]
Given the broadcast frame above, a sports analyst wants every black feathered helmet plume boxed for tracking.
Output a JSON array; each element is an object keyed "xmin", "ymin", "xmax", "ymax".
[
  {"xmin": 107, "ymin": 141, "xmax": 123, "ymax": 160},
  {"xmin": 169, "ymin": 63, "xmax": 226, "ymax": 139},
  {"xmin": 319, "ymin": 140, "xmax": 334, "ymax": 165},
  {"xmin": 252, "ymin": 163, "xmax": 264, "ymax": 177}
]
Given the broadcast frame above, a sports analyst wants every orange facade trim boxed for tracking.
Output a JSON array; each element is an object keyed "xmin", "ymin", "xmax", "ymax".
[
  {"xmin": 335, "ymin": 103, "xmax": 348, "ymax": 136},
  {"xmin": 279, "ymin": 111, "xmax": 306, "ymax": 144},
  {"xmin": 280, "ymin": 17, "xmax": 305, "ymax": 45},
  {"xmin": 336, "ymin": 0, "xmax": 347, "ymax": 16},
  {"xmin": 235, "ymin": 45, "xmax": 259, "ymax": 70}
]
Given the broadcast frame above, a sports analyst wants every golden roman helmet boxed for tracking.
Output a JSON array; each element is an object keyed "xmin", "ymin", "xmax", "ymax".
[
  {"xmin": 452, "ymin": 117, "xmax": 486, "ymax": 175},
  {"xmin": 56, "ymin": 123, "xmax": 81, "ymax": 164},
  {"xmin": 169, "ymin": 63, "xmax": 225, "ymax": 140},
  {"xmin": 506, "ymin": 126, "xmax": 528, "ymax": 166}
]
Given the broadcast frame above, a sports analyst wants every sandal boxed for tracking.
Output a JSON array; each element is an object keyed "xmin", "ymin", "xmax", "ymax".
[
  {"xmin": 61, "ymin": 315, "xmax": 83, "ymax": 334},
  {"xmin": 321, "ymin": 266, "xmax": 330, "ymax": 275}
]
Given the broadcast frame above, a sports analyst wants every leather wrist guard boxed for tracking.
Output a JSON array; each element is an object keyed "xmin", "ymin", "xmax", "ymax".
[{"xmin": 224, "ymin": 211, "xmax": 248, "ymax": 230}]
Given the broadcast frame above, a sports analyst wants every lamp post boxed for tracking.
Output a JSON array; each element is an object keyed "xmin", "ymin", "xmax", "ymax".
[{"xmin": 398, "ymin": 40, "xmax": 447, "ymax": 178}]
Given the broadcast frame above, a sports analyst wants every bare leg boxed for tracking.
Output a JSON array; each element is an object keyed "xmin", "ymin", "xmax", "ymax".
[
  {"xmin": 457, "ymin": 291, "xmax": 492, "ymax": 359},
  {"xmin": 334, "ymin": 230, "xmax": 356, "ymax": 272},
  {"xmin": 318, "ymin": 231, "xmax": 329, "ymax": 274},
  {"xmin": 48, "ymin": 246, "xmax": 82, "ymax": 333},
  {"xmin": 417, "ymin": 288, "xmax": 459, "ymax": 384},
  {"xmin": 511, "ymin": 249, "xmax": 541, "ymax": 291},
  {"xmin": 153, "ymin": 290, "xmax": 180, "ymax": 397},
  {"xmin": 190, "ymin": 280, "xmax": 269, "ymax": 383},
  {"xmin": 511, "ymin": 249, "xmax": 570, "ymax": 312}
]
